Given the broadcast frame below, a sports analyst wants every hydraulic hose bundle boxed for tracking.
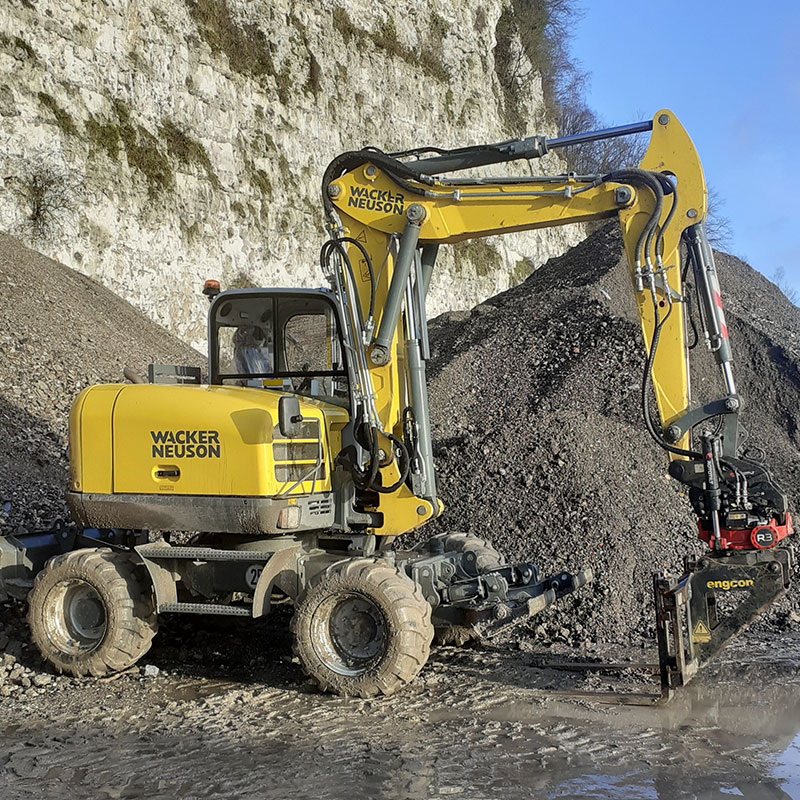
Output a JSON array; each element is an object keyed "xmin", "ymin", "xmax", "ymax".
[
  {"xmin": 601, "ymin": 168, "xmax": 701, "ymax": 460},
  {"xmin": 351, "ymin": 422, "xmax": 411, "ymax": 494},
  {"xmin": 320, "ymin": 235, "xmax": 414, "ymax": 495},
  {"xmin": 319, "ymin": 236, "xmax": 376, "ymax": 329}
]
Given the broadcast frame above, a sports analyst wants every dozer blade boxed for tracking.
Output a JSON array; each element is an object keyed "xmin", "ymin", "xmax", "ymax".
[{"xmin": 654, "ymin": 547, "xmax": 792, "ymax": 700}]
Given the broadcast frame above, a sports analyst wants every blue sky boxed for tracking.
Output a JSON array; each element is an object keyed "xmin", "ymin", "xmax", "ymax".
[{"xmin": 570, "ymin": 1, "xmax": 800, "ymax": 296}]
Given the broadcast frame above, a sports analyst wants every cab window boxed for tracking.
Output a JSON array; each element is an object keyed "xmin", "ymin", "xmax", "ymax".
[{"xmin": 212, "ymin": 293, "xmax": 349, "ymax": 407}]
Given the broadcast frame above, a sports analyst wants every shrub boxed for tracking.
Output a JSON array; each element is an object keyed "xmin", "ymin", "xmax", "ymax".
[
  {"xmin": 497, "ymin": 0, "xmax": 646, "ymax": 171},
  {"xmin": 12, "ymin": 157, "xmax": 83, "ymax": 244}
]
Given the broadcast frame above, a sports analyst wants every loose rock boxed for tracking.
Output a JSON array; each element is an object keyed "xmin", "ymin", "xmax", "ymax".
[{"xmin": 424, "ymin": 225, "xmax": 800, "ymax": 643}]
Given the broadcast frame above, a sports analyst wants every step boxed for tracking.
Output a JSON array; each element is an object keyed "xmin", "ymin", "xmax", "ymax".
[
  {"xmin": 139, "ymin": 546, "xmax": 273, "ymax": 562},
  {"xmin": 158, "ymin": 602, "xmax": 252, "ymax": 616}
]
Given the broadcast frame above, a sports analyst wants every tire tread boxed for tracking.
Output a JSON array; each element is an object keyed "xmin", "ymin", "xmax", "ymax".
[
  {"xmin": 291, "ymin": 557, "xmax": 433, "ymax": 698},
  {"xmin": 27, "ymin": 547, "xmax": 158, "ymax": 678}
]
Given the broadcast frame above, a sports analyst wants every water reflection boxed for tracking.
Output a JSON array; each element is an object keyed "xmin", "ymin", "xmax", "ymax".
[
  {"xmin": 772, "ymin": 730, "xmax": 800, "ymax": 799},
  {"xmin": 1, "ymin": 644, "xmax": 800, "ymax": 799}
]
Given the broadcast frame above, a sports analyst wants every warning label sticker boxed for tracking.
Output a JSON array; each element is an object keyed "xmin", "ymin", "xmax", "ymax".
[{"xmin": 691, "ymin": 620, "xmax": 711, "ymax": 643}]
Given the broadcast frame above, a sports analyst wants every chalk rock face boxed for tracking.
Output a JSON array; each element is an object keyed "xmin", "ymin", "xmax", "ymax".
[{"xmin": 0, "ymin": 0, "xmax": 583, "ymax": 348}]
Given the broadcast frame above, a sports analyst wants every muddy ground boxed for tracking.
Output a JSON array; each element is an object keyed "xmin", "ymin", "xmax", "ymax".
[{"xmin": 1, "ymin": 597, "xmax": 799, "ymax": 799}]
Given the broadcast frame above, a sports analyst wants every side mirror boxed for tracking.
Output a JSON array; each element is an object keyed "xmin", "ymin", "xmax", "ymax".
[{"xmin": 278, "ymin": 396, "xmax": 302, "ymax": 438}]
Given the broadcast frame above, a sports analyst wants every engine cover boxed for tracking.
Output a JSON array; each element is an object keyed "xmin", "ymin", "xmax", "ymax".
[{"xmin": 67, "ymin": 384, "xmax": 348, "ymax": 533}]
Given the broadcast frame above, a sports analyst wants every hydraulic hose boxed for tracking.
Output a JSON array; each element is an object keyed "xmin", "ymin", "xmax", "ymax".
[
  {"xmin": 320, "ymin": 239, "xmax": 367, "ymax": 335},
  {"xmin": 322, "ymin": 149, "xmax": 433, "ymax": 224},
  {"xmin": 361, "ymin": 424, "xmax": 382, "ymax": 491},
  {"xmin": 373, "ymin": 432, "xmax": 411, "ymax": 493},
  {"xmin": 602, "ymin": 168, "xmax": 665, "ymax": 269},
  {"xmin": 352, "ymin": 425, "xmax": 411, "ymax": 494},
  {"xmin": 653, "ymin": 174, "xmax": 678, "ymax": 262},
  {"xmin": 320, "ymin": 236, "xmax": 377, "ymax": 323},
  {"xmin": 641, "ymin": 283, "xmax": 702, "ymax": 460},
  {"xmin": 603, "ymin": 168, "xmax": 696, "ymax": 457},
  {"xmin": 680, "ymin": 241, "xmax": 700, "ymax": 350}
]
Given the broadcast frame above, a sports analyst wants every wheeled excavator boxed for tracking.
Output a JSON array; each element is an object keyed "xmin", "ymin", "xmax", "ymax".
[{"xmin": 0, "ymin": 110, "xmax": 792, "ymax": 698}]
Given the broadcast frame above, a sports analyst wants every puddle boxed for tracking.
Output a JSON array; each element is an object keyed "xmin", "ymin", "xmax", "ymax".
[
  {"xmin": 773, "ymin": 731, "xmax": 800, "ymax": 798},
  {"xmin": 163, "ymin": 678, "xmax": 240, "ymax": 702}
]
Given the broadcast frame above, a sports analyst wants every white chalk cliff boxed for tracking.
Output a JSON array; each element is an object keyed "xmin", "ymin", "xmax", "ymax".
[{"xmin": 0, "ymin": 0, "xmax": 583, "ymax": 348}]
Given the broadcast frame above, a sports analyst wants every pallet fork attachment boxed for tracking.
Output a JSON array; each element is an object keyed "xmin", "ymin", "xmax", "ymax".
[{"xmin": 654, "ymin": 548, "xmax": 792, "ymax": 700}]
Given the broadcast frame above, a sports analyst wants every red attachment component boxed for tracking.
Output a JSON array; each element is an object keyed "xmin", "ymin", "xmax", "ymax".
[{"xmin": 698, "ymin": 513, "xmax": 793, "ymax": 551}]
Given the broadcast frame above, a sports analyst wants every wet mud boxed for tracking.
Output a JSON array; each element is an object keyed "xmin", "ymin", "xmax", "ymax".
[{"xmin": 1, "ymin": 617, "xmax": 799, "ymax": 799}]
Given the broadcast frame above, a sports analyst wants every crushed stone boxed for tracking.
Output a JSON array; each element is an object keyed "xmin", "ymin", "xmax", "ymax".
[
  {"xmin": 0, "ymin": 233, "xmax": 203, "ymax": 533},
  {"xmin": 424, "ymin": 224, "xmax": 800, "ymax": 644}
]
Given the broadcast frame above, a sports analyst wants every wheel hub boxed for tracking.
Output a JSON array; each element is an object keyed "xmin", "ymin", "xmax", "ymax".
[
  {"xmin": 44, "ymin": 579, "xmax": 107, "ymax": 655},
  {"xmin": 310, "ymin": 593, "xmax": 387, "ymax": 676}
]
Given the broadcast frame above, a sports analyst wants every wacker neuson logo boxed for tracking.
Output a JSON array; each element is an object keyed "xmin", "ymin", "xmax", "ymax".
[
  {"xmin": 348, "ymin": 186, "xmax": 405, "ymax": 214},
  {"xmin": 150, "ymin": 430, "xmax": 221, "ymax": 459}
]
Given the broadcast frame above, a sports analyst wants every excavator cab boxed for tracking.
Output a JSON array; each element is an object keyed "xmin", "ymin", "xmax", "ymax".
[{"xmin": 208, "ymin": 288, "xmax": 351, "ymax": 407}]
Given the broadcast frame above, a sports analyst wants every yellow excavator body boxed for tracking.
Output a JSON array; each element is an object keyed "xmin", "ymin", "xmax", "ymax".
[{"xmin": 70, "ymin": 383, "xmax": 346, "ymax": 497}]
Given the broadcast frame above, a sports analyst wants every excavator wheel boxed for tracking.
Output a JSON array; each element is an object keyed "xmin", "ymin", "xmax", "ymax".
[
  {"xmin": 430, "ymin": 533, "xmax": 506, "ymax": 646},
  {"xmin": 291, "ymin": 557, "xmax": 433, "ymax": 697},
  {"xmin": 28, "ymin": 548, "xmax": 158, "ymax": 677}
]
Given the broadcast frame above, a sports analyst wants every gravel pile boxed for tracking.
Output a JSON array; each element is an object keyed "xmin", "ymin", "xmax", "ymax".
[
  {"xmin": 0, "ymin": 233, "xmax": 204, "ymax": 533},
  {"xmin": 1, "ymin": 227, "xmax": 798, "ymax": 652},
  {"xmin": 0, "ymin": 599, "xmax": 67, "ymax": 698},
  {"xmin": 425, "ymin": 224, "xmax": 800, "ymax": 645},
  {"xmin": 0, "ymin": 597, "xmax": 172, "ymax": 702}
]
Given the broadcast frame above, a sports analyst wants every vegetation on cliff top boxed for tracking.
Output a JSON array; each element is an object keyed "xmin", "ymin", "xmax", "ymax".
[{"xmin": 495, "ymin": 0, "xmax": 646, "ymax": 171}]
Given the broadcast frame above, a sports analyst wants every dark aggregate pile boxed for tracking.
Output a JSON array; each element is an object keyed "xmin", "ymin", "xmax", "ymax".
[
  {"xmin": 1, "ymin": 227, "xmax": 798, "ymax": 653},
  {"xmin": 425, "ymin": 224, "xmax": 800, "ymax": 645},
  {"xmin": 0, "ymin": 233, "xmax": 204, "ymax": 533}
]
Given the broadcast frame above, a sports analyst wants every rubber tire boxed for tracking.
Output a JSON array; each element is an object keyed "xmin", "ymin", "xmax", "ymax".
[
  {"xmin": 432, "ymin": 533, "xmax": 505, "ymax": 646},
  {"xmin": 291, "ymin": 558, "xmax": 433, "ymax": 697},
  {"xmin": 28, "ymin": 548, "xmax": 158, "ymax": 677}
]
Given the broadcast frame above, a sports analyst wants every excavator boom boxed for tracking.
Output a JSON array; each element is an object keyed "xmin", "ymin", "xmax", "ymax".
[{"xmin": 321, "ymin": 109, "xmax": 793, "ymax": 695}]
